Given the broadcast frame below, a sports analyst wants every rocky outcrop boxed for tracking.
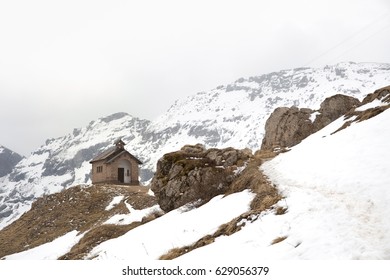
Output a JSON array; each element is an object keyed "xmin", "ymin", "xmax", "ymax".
[
  {"xmin": 314, "ymin": 94, "xmax": 361, "ymax": 130},
  {"xmin": 333, "ymin": 86, "xmax": 390, "ymax": 134},
  {"xmin": 150, "ymin": 144, "xmax": 252, "ymax": 212},
  {"xmin": 361, "ymin": 85, "xmax": 390, "ymax": 104},
  {"xmin": 261, "ymin": 94, "xmax": 360, "ymax": 150}
]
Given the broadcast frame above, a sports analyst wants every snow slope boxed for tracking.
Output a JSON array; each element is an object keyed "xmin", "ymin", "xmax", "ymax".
[
  {"xmin": 0, "ymin": 190, "xmax": 254, "ymax": 260},
  {"xmin": 87, "ymin": 190, "xmax": 255, "ymax": 260},
  {"xmin": 178, "ymin": 104, "xmax": 390, "ymax": 260}
]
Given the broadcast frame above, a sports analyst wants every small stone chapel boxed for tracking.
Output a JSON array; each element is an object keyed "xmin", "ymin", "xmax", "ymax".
[{"xmin": 89, "ymin": 138, "xmax": 142, "ymax": 185}]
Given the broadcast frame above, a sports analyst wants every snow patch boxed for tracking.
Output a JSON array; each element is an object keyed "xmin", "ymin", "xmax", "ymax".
[
  {"xmin": 104, "ymin": 204, "xmax": 162, "ymax": 226},
  {"xmin": 4, "ymin": 230, "xmax": 84, "ymax": 260},
  {"xmin": 355, "ymin": 99, "xmax": 388, "ymax": 111},
  {"xmin": 309, "ymin": 111, "xmax": 320, "ymax": 122},
  {"xmin": 105, "ymin": 195, "xmax": 124, "ymax": 211},
  {"xmin": 147, "ymin": 188, "xmax": 154, "ymax": 196}
]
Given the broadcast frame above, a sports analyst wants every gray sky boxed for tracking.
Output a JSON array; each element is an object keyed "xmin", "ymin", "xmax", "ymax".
[{"xmin": 1, "ymin": 0, "xmax": 389, "ymax": 156}]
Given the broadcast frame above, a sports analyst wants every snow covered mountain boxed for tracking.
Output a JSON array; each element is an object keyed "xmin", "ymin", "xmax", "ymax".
[
  {"xmin": 4, "ymin": 87, "xmax": 389, "ymax": 260},
  {"xmin": 147, "ymin": 61, "xmax": 390, "ymax": 152},
  {"xmin": 1, "ymin": 62, "xmax": 390, "ymax": 230},
  {"xmin": 0, "ymin": 145, "xmax": 23, "ymax": 178}
]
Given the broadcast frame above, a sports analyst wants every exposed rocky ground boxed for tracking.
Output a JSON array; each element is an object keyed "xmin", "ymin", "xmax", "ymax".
[{"xmin": 0, "ymin": 184, "xmax": 157, "ymax": 259}]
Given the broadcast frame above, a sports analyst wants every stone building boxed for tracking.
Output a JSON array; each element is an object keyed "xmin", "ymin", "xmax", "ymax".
[{"xmin": 90, "ymin": 139, "xmax": 142, "ymax": 185}]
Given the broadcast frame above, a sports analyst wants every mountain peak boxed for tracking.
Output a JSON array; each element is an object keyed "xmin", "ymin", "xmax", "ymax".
[
  {"xmin": 99, "ymin": 112, "xmax": 131, "ymax": 123},
  {"xmin": 0, "ymin": 145, "xmax": 24, "ymax": 178}
]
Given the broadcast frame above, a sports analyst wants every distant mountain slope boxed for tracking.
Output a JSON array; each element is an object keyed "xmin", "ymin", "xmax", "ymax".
[
  {"xmin": 146, "ymin": 61, "xmax": 390, "ymax": 152},
  {"xmin": 1, "ymin": 62, "xmax": 390, "ymax": 230},
  {"xmin": 0, "ymin": 146, "xmax": 23, "ymax": 178}
]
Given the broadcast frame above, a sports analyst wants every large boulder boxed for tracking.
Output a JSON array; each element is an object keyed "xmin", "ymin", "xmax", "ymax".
[
  {"xmin": 150, "ymin": 144, "xmax": 252, "ymax": 212},
  {"xmin": 261, "ymin": 106, "xmax": 315, "ymax": 151},
  {"xmin": 261, "ymin": 94, "xmax": 360, "ymax": 150}
]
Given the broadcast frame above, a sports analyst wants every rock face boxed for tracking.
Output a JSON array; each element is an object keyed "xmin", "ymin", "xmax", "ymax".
[
  {"xmin": 150, "ymin": 144, "xmax": 252, "ymax": 212},
  {"xmin": 0, "ymin": 146, "xmax": 23, "ymax": 178},
  {"xmin": 261, "ymin": 94, "xmax": 360, "ymax": 150},
  {"xmin": 260, "ymin": 107, "xmax": 315, "ymax": 150}
]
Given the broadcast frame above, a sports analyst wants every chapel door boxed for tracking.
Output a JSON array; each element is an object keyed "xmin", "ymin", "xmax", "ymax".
[{"xmin": 118, "ymin": 168, "xmax": 125, "ymax": 183}]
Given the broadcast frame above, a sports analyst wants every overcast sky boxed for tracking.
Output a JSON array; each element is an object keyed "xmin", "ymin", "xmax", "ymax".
[{"xmin": 1, "ymin": 0, "xmax": 389, "ymax": 156}]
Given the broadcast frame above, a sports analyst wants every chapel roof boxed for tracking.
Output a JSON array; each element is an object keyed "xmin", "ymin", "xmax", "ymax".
[{"xmin": 89, "ymin": 139, "xmax": 142, "ymax": 164}]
